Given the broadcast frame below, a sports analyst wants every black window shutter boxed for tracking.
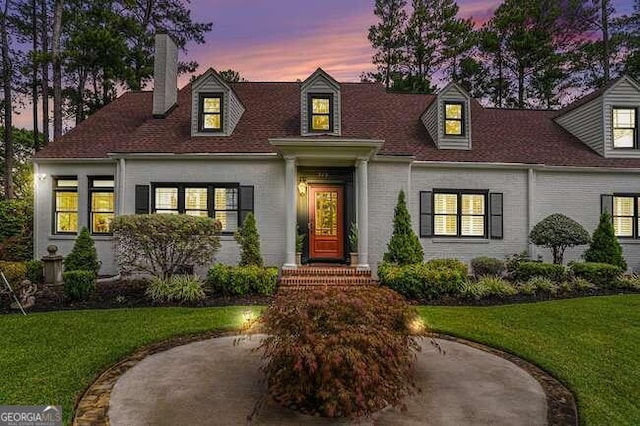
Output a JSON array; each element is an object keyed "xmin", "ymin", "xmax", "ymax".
[
  {"xmin": 489, "ymin": 193, "xmax": 503, "ymax": 240},
  {"xmin": 239, "ymin": 185, "xmax": 254, "ymax": 225},
  {"xmin": 601, "ymin": 194, "xmax": 613, "ymax": 216},
  {"xmin": 419, "ymin": 191, "xmax": 433, "ymax": 237},
  {"xmin": 135, "ymin": 185, "xmax": 150, "ymax": 214}
]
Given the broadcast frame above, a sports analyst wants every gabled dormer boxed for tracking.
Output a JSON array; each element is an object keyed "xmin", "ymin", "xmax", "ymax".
[
  {"xmin": 555, "ymin": 75, "xmax": 640, "ymax": 158},
  {"xmin": 190, "ymin": 68, "xmax": 245, "ymax": 137},
  {"xmin": 300, "ymin": 68, "xmax": 341, "ymax": 136},
  {"xmin": 422, "ymin": 82, "xmax": 472, "ymax": 150}
]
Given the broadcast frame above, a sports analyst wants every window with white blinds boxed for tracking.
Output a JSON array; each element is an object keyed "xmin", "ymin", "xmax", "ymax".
[{"xmin": 433, "ymin": 191, "xmax": 487, "ymax": 238}]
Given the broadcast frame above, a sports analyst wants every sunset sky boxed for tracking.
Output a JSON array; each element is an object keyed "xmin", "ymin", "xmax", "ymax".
[{"xmin": 12, "ymin": 0, "xmax": 636, "ymax": 129}]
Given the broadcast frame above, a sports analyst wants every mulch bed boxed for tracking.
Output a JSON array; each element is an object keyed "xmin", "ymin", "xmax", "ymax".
[
  {"xmin": 0, "ymin": 279, "xmax": 273, "ymax": 315},
  {"xmin": 409, "ymin": 287, "xmax": 640, "ymax": 306}
]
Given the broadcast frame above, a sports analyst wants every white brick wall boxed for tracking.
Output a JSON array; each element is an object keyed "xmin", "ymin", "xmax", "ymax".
[
  {"xmin": 123, "ymin": 159, "xmax": 286, "ymax": 271},
  {"xmin": 34, "ymin": 158, "xmax": 640, "ymax": 276},
  {"xmin": 34, "ymin": 162, "xmax": 118, "ymax": 275},
  {"xmin": 410, "ymin": 166, "xmax": 529, "ymax": 265},
  {"xmin": 535, "ymin": 170, "xmax": 640, "ymax": 269},
  {"xmin": 367, "ymin": 161, "xmax": 411, "ymax": 270}
]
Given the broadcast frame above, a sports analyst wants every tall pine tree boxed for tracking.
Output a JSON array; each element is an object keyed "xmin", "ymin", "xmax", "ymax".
[{"xmin": 367, "ymin": 0, "xmax": 407, "ymax": 90}]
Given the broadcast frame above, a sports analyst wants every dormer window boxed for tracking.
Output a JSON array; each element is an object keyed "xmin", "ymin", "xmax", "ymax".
[
  {"xmin": 613, "ymin": 107, "xmax": 637, "ymax": 149},
  {"xmin": 444, "ymin": 101, "xmax": 465, "ymax": 136},
  {"xmin": 308, "ymin": 94, "xmax": 333, "ymax": 132},
  {"xmin": 199, "ymin": 93, "xmax": 223, "ymax": 132}
]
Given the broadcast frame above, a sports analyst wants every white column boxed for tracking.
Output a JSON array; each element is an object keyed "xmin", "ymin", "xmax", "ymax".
[
  {"xmin": 356, "ymin": 158, "xmax": 369, "ymax": 269},
  {"xmin": 283, "ymin": 156, "xmax": 297, "ymax": 269}
]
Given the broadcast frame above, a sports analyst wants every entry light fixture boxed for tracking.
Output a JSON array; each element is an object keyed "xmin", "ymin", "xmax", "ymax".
[
  {"xmin": 36, "ymin": 173, "xmax": 47, "ymax": 181},
  {"xmin": 297, "ymin": 178, "xmax": 307, "ymax": 196}
]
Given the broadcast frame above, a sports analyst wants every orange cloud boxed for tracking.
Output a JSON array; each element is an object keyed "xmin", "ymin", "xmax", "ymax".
[{"xmin": 181, "ymin": 13, "xmax": 377, "ymax": 85}]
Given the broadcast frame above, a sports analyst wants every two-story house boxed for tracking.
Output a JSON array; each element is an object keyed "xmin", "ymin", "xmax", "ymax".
[{"xmin": 33, "ymin": 34, "xmax": 640, "ymax": 275}]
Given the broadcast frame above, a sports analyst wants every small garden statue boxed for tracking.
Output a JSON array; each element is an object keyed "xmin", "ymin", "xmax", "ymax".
[{"xmin": 11, "ymin": 279, "xmax": 36, "ymax": 310}]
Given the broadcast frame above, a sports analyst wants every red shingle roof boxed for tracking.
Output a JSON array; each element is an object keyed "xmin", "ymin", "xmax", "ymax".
[{"xmin": 35, "ymin": 81, "xmax": 640, "ymax": 168}]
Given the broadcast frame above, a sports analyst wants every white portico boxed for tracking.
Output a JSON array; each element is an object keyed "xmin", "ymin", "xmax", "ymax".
[{"xmin": 269, "ymin": 138, "xmax": 383, "ymax": 270}]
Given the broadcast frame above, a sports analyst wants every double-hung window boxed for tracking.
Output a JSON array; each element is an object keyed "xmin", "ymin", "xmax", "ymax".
[
  {"xmin": 54, "ymin": 177, "xmax": 78, "ymax": 234},
  {"xmin": 433, "ymin": 191, "xmax": 487, "ymax": 237},
  {"xmin": 89, "ymin": 177, "xmax": 115, "ymax": 234},
  {"xmin": 308, "ymin": 94, "xmax": 333, "ymax": 132},
  {"xmin": 612, "ymin": 195, "xmax": 637, "ymax": 238},
  {"xmin": 612, "ymin": 107, "xmax": 637, "ymax": 149},
  {"xmin": 152, "ymin": 184, "xmax": 241, "ymax": 233},
  {"xmin": 444, "ymin": 101, "xmax": 465, "ymax": 136},
  {"xmin": 198, "ymin": 93, "xmax": 223, "ymax": 132}
]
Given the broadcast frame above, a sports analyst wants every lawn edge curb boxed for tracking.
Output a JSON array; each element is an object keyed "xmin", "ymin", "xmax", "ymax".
[
  {"xmin": 430, "ymin": 333, "xmax": 578, "ymax": 426},
  {"xmin": 72, "ymin": 329, "xmax": 239, "ymax": 426}
]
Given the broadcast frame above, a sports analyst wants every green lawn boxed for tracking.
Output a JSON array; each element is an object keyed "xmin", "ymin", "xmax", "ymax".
[
  {"xmin": 419, "ymin": 294, "xmax": 640, "ymax": 426},
  {"xmin": 0, "ymin": 306, "xmax": 262, "ymax": 425},
  {"xmin": 0, "ymin": 296, "xmax": 638, "ymax": 426}
]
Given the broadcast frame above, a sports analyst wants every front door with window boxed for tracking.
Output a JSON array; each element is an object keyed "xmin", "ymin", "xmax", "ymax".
[{"xmin": 308, "ymin": 185, "xmax": 344, "ymax": 260}]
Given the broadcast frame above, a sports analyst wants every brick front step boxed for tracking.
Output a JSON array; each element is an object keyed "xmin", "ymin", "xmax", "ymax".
[{"xmin": 278, "ymin": 266, "xmax": 377, "ymax": 291}]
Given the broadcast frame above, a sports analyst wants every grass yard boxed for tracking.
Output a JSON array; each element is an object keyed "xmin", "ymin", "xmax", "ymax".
[
  {"xmin": 0, "ymin": 296, "xmax": 638, "ymax": 425},
  {"xmin": 420, "ymin": 294, "xmax": 640, "ymax": 426},
  {"xmin": 0, "ymin": 306, "xmax": 262, "ymax": 425}
]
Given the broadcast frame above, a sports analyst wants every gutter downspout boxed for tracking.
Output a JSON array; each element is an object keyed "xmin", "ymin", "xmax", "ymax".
[
  {"xmin": 33, "ymin": 162, "xmax": 39, "ymax": 259},
  {"xmin": 118, "ymin": 158, "xmax": 126, "ymax": 215},
  {"xmin": 527, "ymin": 168, "xmax": 536, "ymax": 257}
]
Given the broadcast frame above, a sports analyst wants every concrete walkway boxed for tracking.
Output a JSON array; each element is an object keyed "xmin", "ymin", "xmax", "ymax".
[{"xmin": 108, "ymin": 335, "xmax": 547, "ymax": 426}]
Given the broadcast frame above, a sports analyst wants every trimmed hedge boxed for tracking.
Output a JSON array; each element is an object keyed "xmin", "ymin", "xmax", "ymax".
[
  {"xmin": 471, "ymin": 256, "xmax": 505, "ymax": 277},
  {"xmin": 207, "ymin": 264, "xmax": 278, "ymax": 296},
  {"xmin": 512, "ymin": 261, "xmax": 566, "ymax": 283},
  {"xmin": 570, "ymin": 262, "xmax": 622, "ymax": 288},
  {"xmin": 378, "ymin": 259, "xmax": 467, "ymax": 299},
  {"xmin": 63, "ymin": 270, "xmax": 96, "ymax": 301}
]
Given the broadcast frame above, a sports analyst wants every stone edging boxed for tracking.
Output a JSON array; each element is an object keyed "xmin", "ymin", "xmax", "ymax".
[
  {"xmin": 431, "ymin": 333, "xmax": 578, "ymax": 426},
  {"xmin": 73, "ymin": 331, "xmax": 578, "ymax": 426}
]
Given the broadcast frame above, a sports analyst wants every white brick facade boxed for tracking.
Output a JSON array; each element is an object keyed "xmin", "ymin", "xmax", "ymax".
[{"xmin": 34, "ymin": 158, "xmax": 640, "ymax": 276}]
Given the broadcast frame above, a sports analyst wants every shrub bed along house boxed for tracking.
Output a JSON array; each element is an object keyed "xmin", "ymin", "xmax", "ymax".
[
  {"xmin": 471, "ymin": 256, "xmax": 505, "ymax": 277},
  {"xmin": 146, "ymin": 275, "xmax": 206, "ymax": 303},
  {"xmin": 378, "ymin": 258, "xmax": 467, "ymax": 299},
  {"xmin": 206, "ymin": 264, "xmax": 278, "ymax": 296},
  {"xmin": 63, "ymin": 270, "xmax": 96, "ymax": 301},
  {"xmin": 570, "ymin": 262, "xmax": 623, "ymax": 288},
  {"xmin": 257, "ymin": 286, "xmax": 424, "ymax": 419},
  {"xmin": 206, "ymin": 212, "xmax": 278, "ymax": 296},
  {"xmin": 512, "ymin": 261, "xmax": 567, "ymax": 283}
]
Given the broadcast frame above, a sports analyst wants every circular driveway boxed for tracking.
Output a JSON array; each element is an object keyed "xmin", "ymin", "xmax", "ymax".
[{"xmin": 108, "ymin": 335, "xmax": 548, "ymax": 425}]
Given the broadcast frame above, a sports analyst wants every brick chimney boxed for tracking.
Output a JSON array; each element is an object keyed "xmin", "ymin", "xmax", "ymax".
[{"xmin": 152, "ymin": 33, "xmax": 178, "ymax": 118}]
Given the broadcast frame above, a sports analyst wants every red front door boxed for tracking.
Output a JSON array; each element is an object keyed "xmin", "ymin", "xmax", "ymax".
[{"xmin": 309, "ymin": 185, "xmax": 344, "ymax": 260}]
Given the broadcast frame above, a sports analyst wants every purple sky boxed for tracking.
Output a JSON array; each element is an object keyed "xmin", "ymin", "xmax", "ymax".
[
  {"xmin": 12, "ymin": 0, "xmax": 636, "ymax": 130},
  {"xmin": 183, "ymin": 0, "xmax": 633, "ymax": 83}
]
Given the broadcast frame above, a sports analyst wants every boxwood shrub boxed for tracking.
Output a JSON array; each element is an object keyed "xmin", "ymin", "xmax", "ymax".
[
  {"xmin": 570, "ymin": 262, "xmax": 622, "ymax": 288},
  {"xmin": 471, "ymin": 256, "xmax": 505, "ymax": 277},
  {"xmin": 378, "ymin": 258, "xmax": 467, "ymax": 299},
  {"xmin": 63, "ymin": 270, "xmax": 96, "ymax": 301},
  {"xmin": 257, "ymin": 286, "xmax": 423, "ymax": 418},
  {"xmin": 512, "ymin": 261, "xmax": 566, "ymax": 283},
  {"xmin": 207, "ymin": 264, "xmax": 278, "ymax": 296}
]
